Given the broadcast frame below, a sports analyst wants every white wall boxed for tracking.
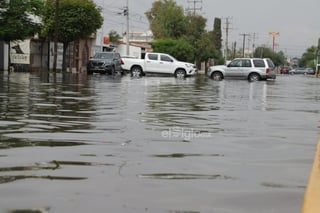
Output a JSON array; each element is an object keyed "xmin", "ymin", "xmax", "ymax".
[{"xmin": 116, "ymin": 44, "xmax": 142, "ymax": 58}]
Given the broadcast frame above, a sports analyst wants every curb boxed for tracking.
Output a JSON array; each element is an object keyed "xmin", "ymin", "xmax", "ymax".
[{"xmin": 301, "ymin": 137, "xmax": 320, "ymax": 212}]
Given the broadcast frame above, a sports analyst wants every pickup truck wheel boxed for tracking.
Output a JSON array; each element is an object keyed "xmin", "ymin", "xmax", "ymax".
[
  {"xmin": 131, "ymin": 66, "xmax": 142, "ymax": 77},
  {"xmin": 175, "ymin": 69, "xmax": 186, "ymax": 78},
  {"xmin": 211, "ymin": 72, "xmax": 223, "ymax": 81}
]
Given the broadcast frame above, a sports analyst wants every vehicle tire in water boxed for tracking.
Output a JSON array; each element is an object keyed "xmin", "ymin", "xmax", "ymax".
[
  {"xmin": 211, "ymin": 72, "xmax": 223, "ymax": 81},
  {"xmin": 248, "ymin": 73, "xmax": 260, "ymax": 82},
  {"xmin": 175, "ymin": 69, "xmax": 186, "ymax": 78},
  {"xmin": 131, "ymin": 66, "xmax": 142, "ymax": 77}
]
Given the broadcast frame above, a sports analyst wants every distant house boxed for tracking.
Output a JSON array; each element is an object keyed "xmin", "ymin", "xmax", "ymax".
[
  {"xmin": 290, "ymin": 57, "xmax": 300, "ymax": 67},
  {"xmin": 0, "ymin": 34, "xmax": 96, "ymax": 73},
  {"xmin": 90, "ymin": 30, "xmax": 153, "ymax": 60}
]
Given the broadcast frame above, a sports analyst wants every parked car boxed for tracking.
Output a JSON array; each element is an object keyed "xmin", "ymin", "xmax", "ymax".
[
  {"xmin": 280, "ymin": 66, "xmax": 290, "ymax": 74},
  {"xmin": 289, "ymin": 68, "xmax": 315, "ymax": 75},
  {"xmin": 87, "ymin": 52, "xmax": 123, "ymax": 75},
  {"xmin": 121, "ymin": 52, "xmax": 197, "ymax": 78},
  {"xmin": 207, "ymin": 58, "xmax": 277, "ymax": 81}
]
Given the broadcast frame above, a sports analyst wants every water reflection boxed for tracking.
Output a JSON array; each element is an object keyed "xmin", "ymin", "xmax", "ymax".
[
  {"xmin": 0, "ymin": 162, "xmax": 59, "ymax": 172},
  {"xmin": 150, "ymin": 153, "xmax": 223, "ymax": 158},
  {"xmin": 0, "ymin": 175, "xmax": 87, "ymax": 184},
  {"xmin": 51, "ymin": 160, "xmax": 114, "ymax": 166},
  {"xmin": 0, "ymin": 72, "xmax": 96, "ymax": 145},
  {"xmin": 143, "ymin": 77, "xmax": 223, "ymax": 136},
  {"xmin": 9, "ymin": 207, "xmax": 50, "ymax": 213},
  {"xmin": 138, "ymin": 173, "xmax": 233, "ymax": 180},
  {"xmin": 0, "ymin": 73, "xmax": 319, "ymax": 213},
  {"xmin": 0, "ymin": 137, "xmax": 86, "ymax": 149}
]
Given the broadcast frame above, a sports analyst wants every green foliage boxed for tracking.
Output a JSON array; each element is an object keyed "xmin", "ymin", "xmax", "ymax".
[
  {"xmin": 41, "ymin": 0, "xmax": 103, "ymax": 71},
  {"xmin": 145, "ymin": 0, "xmax": 186, "ymax": 39},
  {"xmin": 183, "ymin": 14, "xmax": 206, "ymax": 46},
  {"xmin": 253, "ymin": 46, "xmax": 274, "ymax": 58},
  {"xmin": 109, "ymin": 30, "xmax": 121, "ymax": 44},
  {"xmin": 151, "ymin": 38, "xmax": 195, "ymax": 62},
  {"xmin": 300, "ymin": 46, "xmax": 317, "ymax": 68},
  {"xmin": 146, "ymin": 0, "xmax": 223, "ymax": 65},
  {"xmin": 0, "ymin": 0, "xmax": 44, "ymax": 42},
  {"xmin": 42, "ymin": 0, "xmax": 103, "ymax": 43},
  {"xmin": 195, "ymin": 32, "xmax": 221, "ymax": 62},
  {"xmin": 212, "ymin": 18, "xmax": 222, "ymax": 51},
  {"xmin": 253, "ymin": 46, "xmax": 286, "ymax": 66}
]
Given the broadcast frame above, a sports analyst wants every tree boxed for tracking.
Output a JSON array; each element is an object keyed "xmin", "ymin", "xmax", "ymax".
[
  {"xmin": 109, "ymin": 30, "xmax": 121, "ymax": 44},
  {"xmin": 195, "ymin": 32, "xmax": 223, "ymax": 68},
  {"xmin": 183, "ymin": 14, "xmax": 206, "ymax": 46},
  {"xmin": 212, "ymin": 17, "xmax": 222, "ymax": 51},
  {"xmin": 253, "ymin": 46, "xmax": 274, "ymax": 58},
  {"xmin": 0, "ymin": 0, "xmax": 43, "ymax": 42},
  {"xmin": 42, "ymin": 0, "xmax": 103, "ymax": 71},
  {"xmin": 151, "ymin": 38, "xmax": 194, "ymax": 62},
  {"xmin": 300, "ymin": 46, "xmax": 317, "ymax": 68},
  {"xmin": 146, "ymin": 0, "xmax": 223, "ymax": 68},
  {"xmin": 272, "ymin": 51, "xmax": 286, "ymax": 67},
  {"xmin": 145, "ymin": 0, "xmax": 186, "ymax": 39},
  {"xmin": 0, "ymin": 0, "xmax": 43, "ymax": 70},
  {"xmin": 253, "ymin": 46, "xmax": 286, "ymax": 66}
]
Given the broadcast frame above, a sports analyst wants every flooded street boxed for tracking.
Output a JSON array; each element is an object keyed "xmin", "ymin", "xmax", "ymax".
[{"xmin": 0, "ymin": 72, "xmax": 319, "ymax": 213}]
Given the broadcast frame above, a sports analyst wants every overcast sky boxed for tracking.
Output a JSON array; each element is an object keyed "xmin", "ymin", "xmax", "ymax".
[{"xmin": 95, "ymin": 0, "xmax": 320, "ymax": 58}]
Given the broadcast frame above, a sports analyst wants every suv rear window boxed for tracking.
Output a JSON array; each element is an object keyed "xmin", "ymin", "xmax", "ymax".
[
  {"xmin": 253, "ymin": 59, "xmax": 265, "ymax": 67},
  {"xmin": 266, "ymin": 59, "xmax": 275, "ymax": 68}
]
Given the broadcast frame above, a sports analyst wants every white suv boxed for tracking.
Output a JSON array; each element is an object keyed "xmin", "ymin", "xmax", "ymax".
[{"xmin": 207, "ymin": 58, "xmax": 276, "ymax": 81}]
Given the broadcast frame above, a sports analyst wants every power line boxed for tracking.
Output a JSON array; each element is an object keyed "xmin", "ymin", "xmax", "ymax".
[{"xmin": 186, "ymin": 0, "xmax": 202, "ymax": 15}]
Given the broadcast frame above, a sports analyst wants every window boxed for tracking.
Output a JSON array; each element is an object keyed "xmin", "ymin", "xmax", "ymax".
[
  {"xmin": 242, "ymin": 59, "xmax": 252, "ymax": 67},
  {"xmin": 229, "ymin": 59, "xmax": 242, "ymax": 67},
  {"xmin": 95, "ymin": 53, "xmax": 113, "ymax": 59},
  {"xmin": 160, "ymin": 55, "xmax": 172, "ymax": 62},
  {"xmin": 266, "ymin": 59, "xmax": 275, "ymax": 68},
  {"xmin": 253, "ymin": 59, "xmax": 265, "ymax": 67},
  {"xmin": 114, "ymin": 53, "xmax": 120, "ymax": 59},
  {"xmin": 148, "ymin": 54, "xmax": 158, "ymax": 61}
]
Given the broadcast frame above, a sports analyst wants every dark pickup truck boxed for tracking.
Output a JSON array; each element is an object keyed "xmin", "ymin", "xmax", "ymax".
[{"xmin": 87, "ymin": 52, "xmax": 123, "ymax": 74}]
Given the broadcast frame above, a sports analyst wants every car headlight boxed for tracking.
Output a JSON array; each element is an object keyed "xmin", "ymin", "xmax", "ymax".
[{"xmin": 185, "ymin": 63, "xmax": 194, "ymax": 68}]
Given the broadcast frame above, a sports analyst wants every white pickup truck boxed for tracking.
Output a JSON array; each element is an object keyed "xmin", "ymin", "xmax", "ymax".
[{"xmin": 121, "ymin": 53, "xmax": 197, "ymax": 78}]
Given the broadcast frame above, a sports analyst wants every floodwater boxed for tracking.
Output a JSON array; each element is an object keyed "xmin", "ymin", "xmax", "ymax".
[{"xmin": 0, "ymin": 72, "xmax": 319, "ymax": 213}]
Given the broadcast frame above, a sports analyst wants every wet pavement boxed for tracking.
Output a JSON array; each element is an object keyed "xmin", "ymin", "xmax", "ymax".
[{"xmin": 0, "ymin": 72, "xmax": 319, "ymax": 213}]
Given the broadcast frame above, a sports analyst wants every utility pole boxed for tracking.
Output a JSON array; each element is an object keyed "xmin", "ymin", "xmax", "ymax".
[
  {"xmin": 316, "ymin": 38, "xmax": 320, "ymax": 77},
  {"xmin": 125, "ymin": 0, "xmax": 129, "ymax": 55},
  {"xmin": 240, "ymin": 33, "xmax": 250, "ymax": 57},
  {"xmin": 186, "ymin": 0, "xmax": 202, "ymax": 15},
  {"xmin": 232, "ymin": 42, "xmax": 237, "ymax": 59},
  {"xmin": 223, "ymin": 17, "xmax": 233, "ymax": 60},
  {"xmin": 252, "ymin": 33, "xmax": 258, "ymax": 57}
]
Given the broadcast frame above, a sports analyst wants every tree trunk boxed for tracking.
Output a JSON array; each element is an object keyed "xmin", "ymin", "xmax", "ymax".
[
  {"xmin": 7, "ymin": 41, "xmax": 11, "ymax": 73},
  {"xmin": 62, "ymin": 42, "xmax": 69, "ymax": 72}
]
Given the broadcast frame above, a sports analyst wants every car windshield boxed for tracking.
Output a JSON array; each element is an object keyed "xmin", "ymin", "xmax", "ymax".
[{"xmin": 94, "ymin": 53, "xmax": 113, "ymax": 59}]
